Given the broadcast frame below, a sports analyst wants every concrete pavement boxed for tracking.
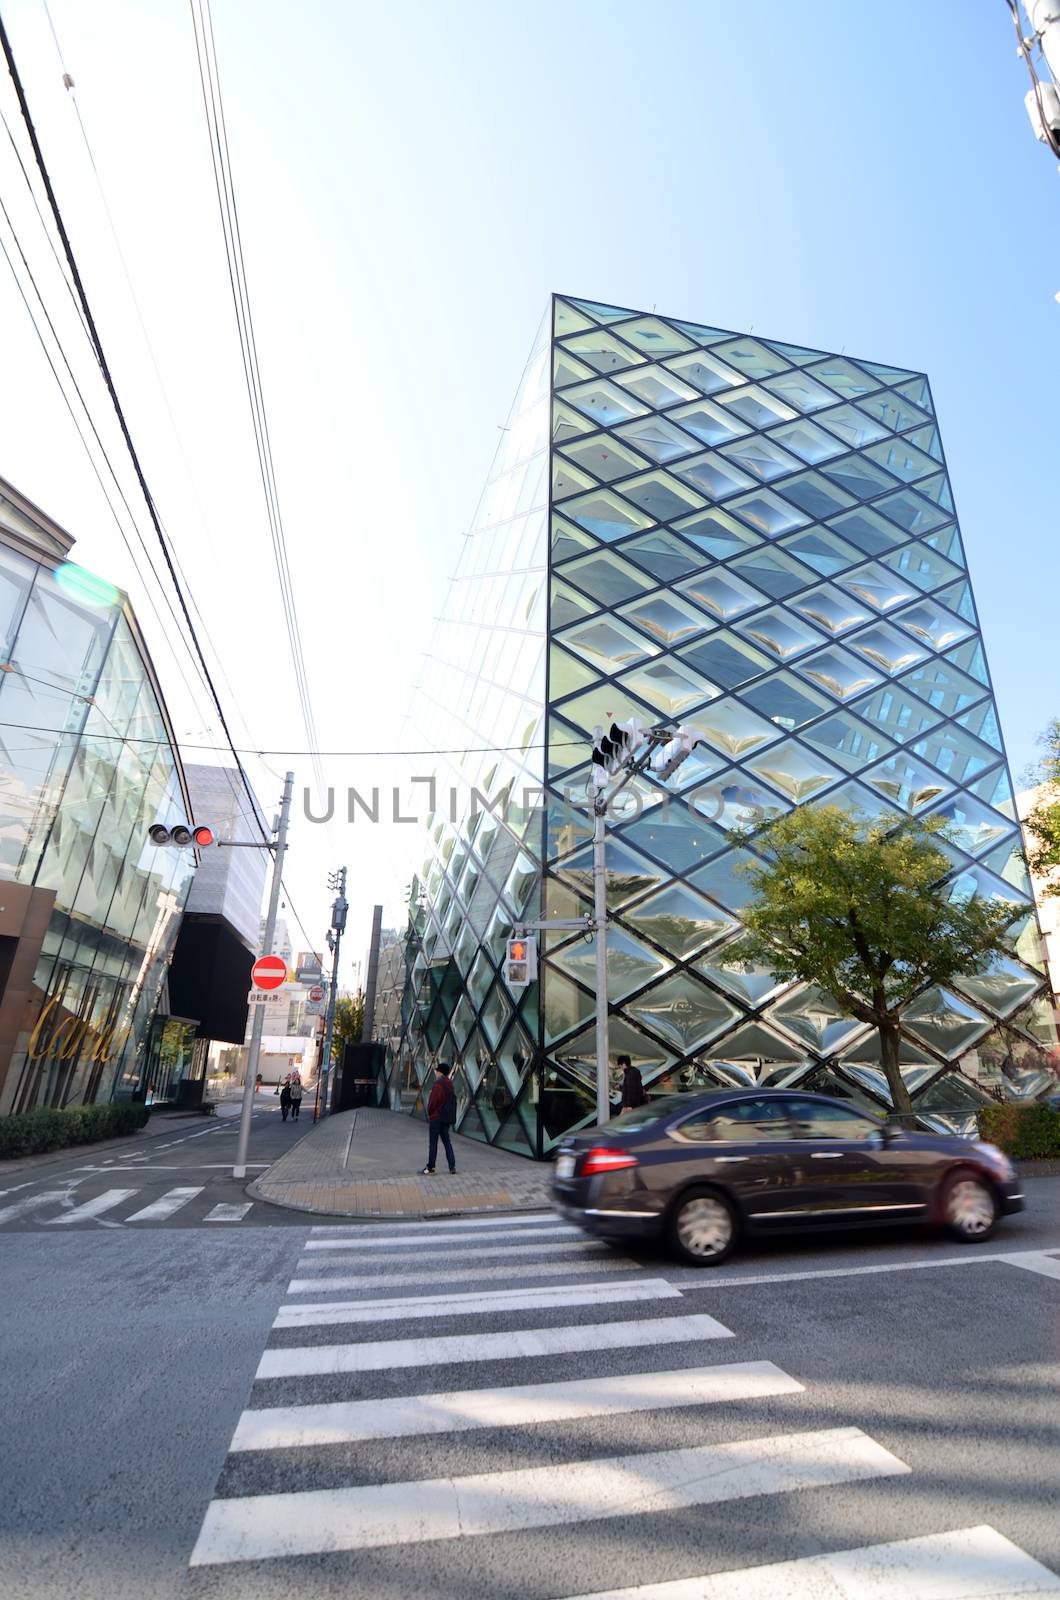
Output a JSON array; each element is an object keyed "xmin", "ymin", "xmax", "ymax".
[{"xmin": 248, "ymin": 1106, "xmax": 552, "ymax": 1218}]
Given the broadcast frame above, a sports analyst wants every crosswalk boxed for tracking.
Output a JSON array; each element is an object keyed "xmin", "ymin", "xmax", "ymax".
[
  {"xmin": 190, "ymin": 1211, "xmax": 1060, "ymax": 1593},
  {"xmin": 0, "ymin": 1183, "xmax": 255, "ymax": 1228}
]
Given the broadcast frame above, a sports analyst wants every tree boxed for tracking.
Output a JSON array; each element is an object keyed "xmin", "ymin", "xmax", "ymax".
[
  {"xmin": 332, "ymin": 992, "xmax": 366, "ymax": 1056},
  {"xmin": 727, "ymin": 805, "xmax": 1021, "ymax": 1116},
  {"xmin": 1022, "ymin": 718, "xmax": 1060, "ymax": 896}
]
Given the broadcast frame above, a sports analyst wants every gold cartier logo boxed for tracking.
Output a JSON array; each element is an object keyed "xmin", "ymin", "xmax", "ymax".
[{"xmin": 27, "ymin": 994, "xmax": 132, "ymax": 1063}]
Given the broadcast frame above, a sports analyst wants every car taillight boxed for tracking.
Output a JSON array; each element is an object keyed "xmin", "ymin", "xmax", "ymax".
[{"xmin": 580, "ymin": 1146, "xmax": 639, "ymax": 1176}]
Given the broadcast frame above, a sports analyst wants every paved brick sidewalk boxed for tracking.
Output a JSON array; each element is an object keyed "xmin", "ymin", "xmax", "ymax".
[{"xmin": 247, "ymin": 1106, "xmax": 552, "ymax": 1218}]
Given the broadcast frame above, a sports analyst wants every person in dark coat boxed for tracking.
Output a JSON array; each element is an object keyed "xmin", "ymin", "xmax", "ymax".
[
  {"xmin": 420, "ymin": 1062, "xmax": 457, "ymax": 1175},
  {"xmin": 618, "ymin": 1053, "xmax": 646, "ymax": 1113},
  {"xmin": 279, "ymin": 1078, "xmax": 292, "ymax": 1121}
]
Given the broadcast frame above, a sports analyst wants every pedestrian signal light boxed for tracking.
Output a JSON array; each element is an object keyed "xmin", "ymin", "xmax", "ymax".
[
  {"xmin": 148, "ymin": 823, "xmax": 215, "ymax": 848},
  {"xmin": 505, "ymin": 934, "xmax": 538, "ymax": 988},
  {"xmin": 590, "ymin": 719, "xmax": 648, "ymax": 791}
]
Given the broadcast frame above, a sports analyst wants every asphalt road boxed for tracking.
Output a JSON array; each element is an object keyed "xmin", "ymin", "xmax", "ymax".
[{"xmin": 1, "ymin": 1150, "xmax": 1058, "ymax": 1600}]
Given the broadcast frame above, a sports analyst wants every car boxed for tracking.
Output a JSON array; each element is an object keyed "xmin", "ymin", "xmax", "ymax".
[{"xmin": 551, "ymin": 1088, "xmax": 1024, "ymax": 1266}]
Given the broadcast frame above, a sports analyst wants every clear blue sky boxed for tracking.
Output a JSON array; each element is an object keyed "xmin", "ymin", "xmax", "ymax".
[{"xmin": 0, "ymin": 0, "xmax": 1057, "ymax": 957}]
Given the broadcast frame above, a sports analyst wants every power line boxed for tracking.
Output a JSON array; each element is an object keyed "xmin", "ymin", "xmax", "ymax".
[{"xmin": 188, "ymin": 0, "xmax": 325, "ymax": 802}]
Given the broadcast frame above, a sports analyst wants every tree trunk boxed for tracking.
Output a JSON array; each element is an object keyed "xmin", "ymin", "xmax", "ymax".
[{"xmin": 878, "ymin": 1020, "xmax": 913, "ymax": 1118}]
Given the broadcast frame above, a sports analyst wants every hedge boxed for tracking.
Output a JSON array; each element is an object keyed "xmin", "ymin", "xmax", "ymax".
[
  {"xmin": 0, "ymin": 1101, "xmax": 150, "ymax": 1159},
  {"xmin": 977, "ymin": 1101, "xmax": 1060, "ymax": 1160}
]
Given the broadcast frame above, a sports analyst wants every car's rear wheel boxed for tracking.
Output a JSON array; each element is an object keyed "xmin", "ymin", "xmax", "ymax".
[
  {"xmin": 941, "ymin": 1171, "xmax": 999, "ymax": 1242},
  {"xmin": 669, "ymin": 1187, "xmax": 736, "ymax": 1267}
]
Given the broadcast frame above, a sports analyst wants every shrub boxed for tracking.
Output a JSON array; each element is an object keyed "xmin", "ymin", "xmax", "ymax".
[
  {"xmin": 977, "ymin": 1101, "xmax": 1060, "ymax": 1160},
  {"xmin": 0, "ymin": 1101, "xmax": 150, "ymax": 1159}
]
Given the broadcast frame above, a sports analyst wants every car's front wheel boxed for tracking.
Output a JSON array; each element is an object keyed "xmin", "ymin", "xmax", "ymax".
[
  {"xmin": 941, "ymin": 1171, "xmax": 999, "ymax": 1242},
  {"xmin": 669, "ymin": 1187, "xmax": 737, "ymax": 1267}
]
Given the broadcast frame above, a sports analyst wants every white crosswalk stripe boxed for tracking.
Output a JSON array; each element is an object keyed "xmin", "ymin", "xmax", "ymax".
[
  {"xmin": 229, "ymin": 1361, "xmax": 804, "ymax": 1452},
  {"xmin": 126, "ymin": 1187, "xmax": 204, "ymax": 1222},
  {"xmin": 190, "ymin": 1210, "xmax": 1060, "ymax": 1585},
  {"xmin": 204, "ymin": 1202, "xmax": 253, "ymax": 1223},
  {"xmin": 559, "ymin": 1525, "xmax": 1060, "ymax": 1599},
  {"xmin": 0, "ymin": 1190, "xmax": 74, "ymax": 1225},
  {"xmin": 43, "ymin": 1188, "xmax": 137, "ymax": 1225},
  {"xmin": 310, "ymin": 1212, "xmax": 559, "ymax": 1235}
]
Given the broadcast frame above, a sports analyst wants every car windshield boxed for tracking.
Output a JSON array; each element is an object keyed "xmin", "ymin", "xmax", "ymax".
[{"xmin": 610, "ymin": 1095, "xmax": 695, "ymax": 1131}]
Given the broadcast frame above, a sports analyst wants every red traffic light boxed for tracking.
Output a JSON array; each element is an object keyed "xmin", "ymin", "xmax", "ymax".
[
  {"xmin": 509, "ymin": 939, "xmax": 528, "ymax": 962},
  {"xmin": 147, "ymin": 822, "xmax": 215, "ymax": 848},
  {"xmin": 192, "ymin": 826, "xmax": 215, "ymax": 847}
]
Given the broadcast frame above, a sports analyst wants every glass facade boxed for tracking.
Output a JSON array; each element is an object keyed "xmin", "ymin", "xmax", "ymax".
[
  {"xmin": 383, "ymin": 297, "xmax": 1053, "ymax": 1152},
  {"xmin": 0, "ymin": 514, "xmax": 196, "ymax": 1114}
]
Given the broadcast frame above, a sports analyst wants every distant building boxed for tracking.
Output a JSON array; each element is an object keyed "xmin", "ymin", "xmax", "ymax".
[{"xmin": 1018, "ymin": 787, "xmax": 1060, "ymax": 1030}]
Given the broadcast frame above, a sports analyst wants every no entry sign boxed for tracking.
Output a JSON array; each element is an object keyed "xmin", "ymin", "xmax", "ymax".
[
  {"xmin": 309, "ymin": 986, "xmax": 324, "ymax": 1002},
  {"xmin": 251, "ymin": 955, "xmax": 287, "ymax": 991}
]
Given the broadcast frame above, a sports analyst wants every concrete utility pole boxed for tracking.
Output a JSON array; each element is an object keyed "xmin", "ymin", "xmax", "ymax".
[
  {"xmin": 232, "ymin": 770, "xmax": 293, "ymax": 1179},
  {"xmin": 317, "ymin": 867, "xmax": 348, "ymax": 1117},
  {"xmin": 360, "ymin": 903, "xmax": 384, "ymax": 1044}
]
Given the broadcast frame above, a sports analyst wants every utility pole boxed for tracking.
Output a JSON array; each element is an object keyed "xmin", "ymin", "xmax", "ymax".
[
  {"xmin": 317, "ymin": 867, "xmax": 348, "ymax": 1118},
  {"xmin": 591, "ymin": 801, "xmax": 610, "ymax": 1127},
  {"xmin": 232, "ymin": 770, "xmax": 293, "ymax": 1179}
]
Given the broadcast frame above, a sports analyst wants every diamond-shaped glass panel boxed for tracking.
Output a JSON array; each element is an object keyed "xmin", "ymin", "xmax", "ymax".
[
  {"xmin": 617, "ymin": 316, "xmax": 695, "ymax": 357},
  {"xmin": 761, "ymin": 369, "xmax": 838, "ymax": 412},
  {"xmin": 730, "ymin": 490, "xmax": 808, "ymax": 537},
  {"xmin": 664, "ymin": 349, "xmax": 742, "ymax": 395},
  {"xmin": 689, "ymin": 772, "xmax": 788, "ymax": 830},
  {"xmin": 742, "ymin": 670, "xmax": 832, "ymax": 731},
  {"xmin": 543, "ymin": 969, "xmax": 596, "ymax": 1045},
  {"xmin": 618, "ymin": 656, "xmax": 717, "ymax": 717},
  {"xmin": 687, "ymin": 846, "xmax": 762, "ymax": 912},
  {"xmin": 695, "ymin": 946, "xmax": 789, "ymax": 1007},
  {"xmin": 848, "ymin": 684, "xmax": 942, "ymax": 744},
  {"xmin": 767, "ymin": 418, "xmax": 845, "ymax": 465},
  {"xmin": 796, "ymin": 646, "xmax": 884, "ymax": 702},
  {"xmin": 615, "ymin": 415, "xmax": 700, "ymax": 464},
  {"xmin": 779, "ymin": 471, "xmax": 857, "ymax": 521},
  {"xmin": 675, "ymin": 508, "xmax": 762, "ymax": 561},
  {"xmin": 898, "ymin": 659, "xmax": 986, "ymax": 718},
  {"xmin": 692, "ymin": 697, "xmax": 780, "ymax": 759},
  {"xmin": 559, "ymin": 433, "xmax": 650, "ymax": 485},
  {"xmin": 555, "ymin": 1018, "xmax": 675, "ymax": 1082},
  {"xmin": 615, "ymin": 365, "xmax": 699, "ymax": 410},
  {"xmin": 671, "ymin": 451, "xmax": 754, "ymax": 500},
  {"xmin": 816, "ymin": 403, "xmax": 889, "ymax": 449},
  {"xmin": 862, "ymin": 751, "xmax": 952, "ymax": 812},
  {"xmin": 622, "ymin": 529, "xmax": 705, "ymax": 584},
  {"xmin": 788, "ymin": 585, "xmax": 872, "ymax": 636},
  {"xmin": 934, "ymin": 793, "xmax": 1014, "ymax": 858},
  {"xmin": 563, "ymin": 378, "xmax": 648, "ymax": 427},
  {"xmin": 628, "ymin": 972, "xmax": 741, "ymax": 1052},
  {"xmin": 554, "ymin": 681, "xmax": 655, "ymax": 739},
  {"xmin": 731, "ymin": 545, "xmax": 819, "ymax": 599},
  {"xmin": 561, "ymin": 329, "xmax": 646, "ymax": 375},
  {"xmin": 711, "ymin": 337, "xmax": 790, "ymax": 380},
  {"xmin": 847, "ymin": 622, "xmax": 927, "ymax": 676},
  {"xmin": 677, "ymin": 568, "xmax": 762, "ymax": 622},
  {"xmin": 549, "ymin": 643, "xmax": 599, "ymax": 701},
  {"xmin": 620, "ymin": 591, "xmax": 708, "ymax": 647},
  {"xmin": 881, "ymin": 540, "xmax": 963, "ymax": 595},
  {"xmin": 911, "ymin": 723, "xmax": 997, "ymax": 786},
  {"xmin": 557, "ymin": 614, "xmax": 658, "ymax": 673},
  {"xmin": 554, "ymin": 348, "xmax": 595, "ymax": 388},
  {"xmin": 623, "ymin": 882, "xmax": 738, "ymax": 959},
  {"xmin": 554, "ymin": 837, "xmax": 666, "ymax": 909},
  {"xmin": 550, "ymin": 925, "xmax": 670, "ymax": 1003},
  {"xmin": 619, "ymin": 801, "xmax": 728, "ymax": 875},
  {"xmin": 552, "ymin": 399, "xmax": 596, "ymax": 442},
  {"xmin": 678, "ymin": 630, "xmax": 771, "ymax": 691},
  {"xmin": 717, "ymin": 384, "xmax": 796, "ymax": 428},
  {"xmin": 839, "ymin": 563, "xmax": 919, "ymax": 613},
  {"xmin": 893, "ymin": 600, "xmax": 973, "ymax": 653},
  {"xmin": 954, "ymin": 955, "xmax": 1041, "ymax": 1020},
  {"xmin": 874, "ymin": 488, "xmax": 950, "ymax": 536},
  {"xmin": 552, "ymin": 457, "xmax": 598, "ymax": 501},
  {"xmin": 746, "ymin": 739, "xmax": 843, "ymax": 802},
  {"xmin": 719, "ymin": 435, "xmax": 802, "ymax": 483},
  {"xmin": 668, "ymin": 398, "xmax": 751, "ymax": 447},
  {"xmin": 617, "ymin": 470, "xmax": 705, "ymax": 522},
  {"xmin": 903, "ymin": 987, "xmax": 991, "ymax": 1059},
  {"xmin": 551, "ymin": 574, "xmax": 598, "ymax": 629},
  {"xmin": 767, "ymin": 986, "xmax": 868, "ymax": 1054},
  {"xmin": 858, "ymin": 389, "xmax": 931, "ymax": 432},
  {"xmin": 822, "ymin": 454, "xmax": 898, "ymax": 501},
  {"xmin": 551, "ymin": 513, "xmax": 597, "ymax": 564},
  {"xmin": 562, "ymin": 550, "xmax": 652, "ymax": 608},
  {"xmin": 563, "ymin": 488, "xmax": 654, "ymax": 542},
  {"xmin": 799, "ymin": 710, "xmax": 893, "ymax": 773},
  {"xmin": 803, "ymin": 355, "xmax": 877, "ymax": 399},
  {"xmin": 864, "ymin": 437, "xmax": 937, "ymax": 484},
  {"xmin": 955, "ymin": 700, "xmax": 1001, "ymax": 750},
  {"xmin": 742, "ymin": 606, "xmax": 826, "ymax": 662}
]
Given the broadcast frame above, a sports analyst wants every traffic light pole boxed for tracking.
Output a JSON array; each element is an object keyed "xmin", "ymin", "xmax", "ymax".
[
  {"xmin": 232, "ymin": 770, "xmax": 293, "ymax": 1179},
  {"xmin": 317, "ymin": 867, "xmax": 348, "ymax": 1118},
  {"xmin": 591, "ymin": 800, "xmax": 610, "ymax": 1126}
]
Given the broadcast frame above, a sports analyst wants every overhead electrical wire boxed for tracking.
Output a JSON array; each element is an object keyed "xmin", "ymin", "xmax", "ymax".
[{"xmin": 187, "ymin": 0, "xmax": 326, "ymax": 804}]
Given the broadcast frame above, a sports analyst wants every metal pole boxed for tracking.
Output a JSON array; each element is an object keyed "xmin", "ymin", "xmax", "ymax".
[
  {"xmin": 318, "ymin": 867, "xmax": 347, "ymax": 1117},
  {"xmin": 360, "ymin": 903, "xmax": 383, "ymax": 1043},
  {"xmin": 232, "ymin": 770, "xmax": 293, "ymax": 1179},
  {"xmin": 592, "ymin": 799, "xmax": 610, "ymax": 1126}
]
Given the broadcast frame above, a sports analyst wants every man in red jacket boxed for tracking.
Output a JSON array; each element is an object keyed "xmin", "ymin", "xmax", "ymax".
[{"xmin": 420, "ymin": 1062, "xmax": 457, "ymax": 1175}]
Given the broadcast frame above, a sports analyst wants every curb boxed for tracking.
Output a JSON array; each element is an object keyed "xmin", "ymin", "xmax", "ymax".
[{"xmin": 244, "ymin": 1178, "xmax": 552, "ymax": 1223}]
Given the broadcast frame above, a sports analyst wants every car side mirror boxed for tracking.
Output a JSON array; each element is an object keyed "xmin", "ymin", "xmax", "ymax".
[{"xmin": 880, "ymin": 1122, "xmax": 901, "ymax": 1145}]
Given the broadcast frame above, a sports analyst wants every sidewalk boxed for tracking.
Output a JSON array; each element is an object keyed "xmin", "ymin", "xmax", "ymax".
[{"xmin": 248, "ymin": 1106, "xmax": 552, "ymax": 1219}]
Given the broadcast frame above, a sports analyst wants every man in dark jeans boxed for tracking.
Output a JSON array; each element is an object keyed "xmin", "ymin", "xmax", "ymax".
[
  {"xmin": 618, "ymin": 1052, "xmax": 646, "ymax": 1114},
  {"xmin": 420, "ymin": 1062, "xmax": 457, "ymax": 1175}
]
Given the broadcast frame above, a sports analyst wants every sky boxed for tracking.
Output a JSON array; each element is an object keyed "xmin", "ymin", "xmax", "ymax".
[{"xmin": 0, "ymin": 0, "xmax": 1057, "ymax": 986}]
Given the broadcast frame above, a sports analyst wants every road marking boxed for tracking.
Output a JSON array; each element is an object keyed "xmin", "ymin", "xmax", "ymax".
[
  {"xmin": 310, "ymin": 1213, "xmax": 557, "ymax": 1236},
  {"xmin": 230, "ymin": 1360, "xmax": 803, "ymax": 1452},
  {"xmin": 190, "ymin": 1425, "xmax": 906, "ymax": 1565},
  {"xmin": 0, "ymin": 1189, "xmax": 74, "ymax": 1224},
  {"xmin": 559, "ymin": 1524, "xmax": 1060, "ymax": 1598},
  {"xmin": 256, "ymin": 1312, "xmax": 733, "ymax": 1379},
  {"xmin": 1002, "ymin": 1251, "xmax": 1060, "ymax": 1282},
  {"xmin": 297, "ymin": 1238, "xmax": 610, "ymax": 1266},
  {"xmin": 303, "ymin": 1222, "xmax": 577, "ymax": 1250},
  {"xmin": 204, "ymin": 1203, "xmax": 253, "ymax": 1222},
  {"xmin": 285, "ymin": 1258, "xmax": 644, "ymax": 1293},
  {"xmin": 273, "ymin": 1278, "xmax": 681, "ymax": 1328},
  {"xmin": 42, "ymin": 1189, "xmax": 137, "ymax": 1225},
  {"xmin": 126, "ymin": 1187, "xmax": 204, "ymax": 1222},
  {"xmin": 682, "ymin": 1246, "xmax": 1060, "ymax": 1292}
]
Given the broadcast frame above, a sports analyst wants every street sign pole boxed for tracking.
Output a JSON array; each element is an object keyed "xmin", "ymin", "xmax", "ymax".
[
  {"xmin": 317, "ymin": 866, "xmax": 347, "ymax": 1119},
  {"xmin": 233, "ymin": 770, "xmax": 293, "ymax": 1179}
]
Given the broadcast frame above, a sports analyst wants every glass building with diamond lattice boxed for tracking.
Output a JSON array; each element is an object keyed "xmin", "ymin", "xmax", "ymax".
[{"xmin": 381, "ymin": 295, "xmax": 1056, "ymax": 1156}]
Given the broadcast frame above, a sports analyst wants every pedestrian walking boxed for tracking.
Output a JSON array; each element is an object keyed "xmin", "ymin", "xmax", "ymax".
[
  {"xmin": 279, "ymin": 1078, "xmax": 292, "ymax": 1121},
  {"xmin": 420, "ymin": 1061, "xmax": 457, "ymax": 1175},
  {"xmin": 618, "ymin": 1052, "xmax": 646, "ymax": 1113},
  {"xmin": 289, "ymin": 1073, "xmax": 303, "ymax": 1120}
]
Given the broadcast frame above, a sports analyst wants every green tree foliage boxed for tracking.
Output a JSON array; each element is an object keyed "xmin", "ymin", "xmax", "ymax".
[
  {"xmin": 332, "ymin": 992, "xmax": 366, "ymax": 1056},
  {"xmin": 1022, "ymin": 718, "xmax": 1060, "ymax": 896},
  {"xmin": 727, "ymin": 806, "xmax": 1020, "ymax": 1115}
]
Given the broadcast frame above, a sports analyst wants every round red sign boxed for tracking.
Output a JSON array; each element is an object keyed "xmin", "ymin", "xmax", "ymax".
[
  {"xmin": 309, "ymin": 986, "xmax": 324, "ymax": 1002},
  {"xmin": 251, "ymin": 955, "xmax": 287, "ymax": 991}
]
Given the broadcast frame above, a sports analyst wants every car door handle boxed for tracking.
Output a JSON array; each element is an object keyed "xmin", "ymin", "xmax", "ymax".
[{"xmin": 810, "ymin": 1151, "xmax": 844, "ymax": 1159}]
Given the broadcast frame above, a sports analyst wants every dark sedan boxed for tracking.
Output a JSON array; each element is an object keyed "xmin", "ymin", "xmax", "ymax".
[{"xmin": 552, "ymin": 1089, "xmax": 1024, "ymax": 1265}]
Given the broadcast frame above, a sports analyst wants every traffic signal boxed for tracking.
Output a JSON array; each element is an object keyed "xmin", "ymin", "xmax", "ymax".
[
  {"xmin": 147, "ymin": 823, "xmax": 215, "ymax": 848},
  {"xmin": 505, "ymin": 935, "xmax": 538, "ymax": 988},
  {"xmin": 590, "ymin": 719, "xmax": 647, "ymax": 791},
  {"xmin": 651, "ymin": 726, "xmax": 703, "ymax": 780}
]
